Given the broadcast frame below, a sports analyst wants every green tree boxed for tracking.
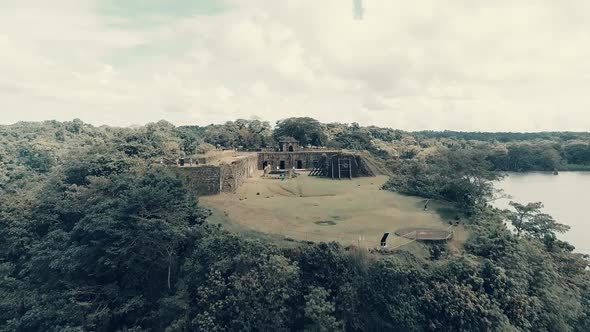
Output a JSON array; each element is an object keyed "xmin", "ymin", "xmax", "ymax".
[
  {"xmin": 274, "ymin": 117, "xmax": 327, "ymax": 146},
  {"xmin": 181, "ymin": 233, "xmax": 300, "ymax": 331},
  {"xmin": 386, "ymin": 148, "xmax": 501, "ymax": 211},
  {"xmin": 464, "ymin": 209, "xmax": 517, "ymax": 260},
  {"xmin": 564, "ymin": 143, "xmax": 590, "ymax": 165},
  {"xmin": 1, "ymin": 152, "xmax": 206, "ymax": 330},
  {"xmin": 505, "ymin": 144, "xmax": 561, "ymax": 171},
  {"xmin": 507, "ymin": 202, "xmax": 570, "ymax": 243},
  {"xmin": 18, "ymin": 145, "xmax": 55, "ymax": 173},
  {"xmin": 304, "ymin": 287, "xmax": 343, "ymax": 332},
  {"xmin": 334, "ymin": 129, "xmax": 372, "ymax": 150}
]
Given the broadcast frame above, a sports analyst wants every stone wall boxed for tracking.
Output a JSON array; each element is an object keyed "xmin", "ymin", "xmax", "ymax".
[
  {"xmin": 257, "ymin": 151, "xmax": 377, "ymax": 178},
  {"xmin": 257, "ymin": 151, "xmax": 336, "ymax": 170},
  {"xmin": 173, "ymin": 154, "xmax": 257, "ymax": 196},
  {"xmin": 220, "ymin": 154, "xmax": 257, "ymax": 192},
  {"xmin": 174, "ymin": 165, "xmax": 221, "ymax": 195}
]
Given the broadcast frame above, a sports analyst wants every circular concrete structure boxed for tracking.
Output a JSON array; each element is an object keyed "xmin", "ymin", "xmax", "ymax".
[{"xmin": 395, "ymin": 227, "xmax": 453, "ymax": 241}]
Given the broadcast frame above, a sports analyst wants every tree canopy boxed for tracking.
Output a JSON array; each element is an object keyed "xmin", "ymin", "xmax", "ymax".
[
  {"xmin": 273, "ymin": 117, "xmax": 327, "ymax": 147},
  {"xmin": 0, "ymin": 119, "xmax": 588, "ymax": 331}
]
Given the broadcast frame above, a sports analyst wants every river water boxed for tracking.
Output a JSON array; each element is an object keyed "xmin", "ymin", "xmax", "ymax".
[{"xmin": 495, "ymin": 172, "xmax": 590, "ymax": 254}]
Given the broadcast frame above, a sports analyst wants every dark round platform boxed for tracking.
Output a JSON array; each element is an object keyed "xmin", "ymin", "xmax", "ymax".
[{"xmin": 394, "ymin": 227, "xmax": 453, "ymax": 241}]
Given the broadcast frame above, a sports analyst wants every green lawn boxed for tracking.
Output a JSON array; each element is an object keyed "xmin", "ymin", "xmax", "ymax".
[{"xmin": 201, "ymin": 173, "xmax": 468, "ymax": 251}]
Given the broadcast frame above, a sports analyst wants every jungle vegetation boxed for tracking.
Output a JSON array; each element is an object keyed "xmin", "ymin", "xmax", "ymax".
[{"xmin": 0, "ymin": 118, "xmax": 588, "ymax": 331}]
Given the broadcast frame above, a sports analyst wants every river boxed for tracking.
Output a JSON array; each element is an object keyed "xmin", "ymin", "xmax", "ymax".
[{"xmin": 495, "ymin": 172, "xmax": 590, "ymax": 254}]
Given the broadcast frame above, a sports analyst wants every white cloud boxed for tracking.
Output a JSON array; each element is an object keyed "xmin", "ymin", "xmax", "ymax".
[{"xmin": 1, "ymin": 0, "xmax": 590, "ymax": 131}]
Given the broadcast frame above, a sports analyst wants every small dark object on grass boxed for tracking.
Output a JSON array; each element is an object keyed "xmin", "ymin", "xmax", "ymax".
[
  {"xmin": 284, "ymin": 237, "xmax": 295, "ymax": 242},
  {"xmin": 314, "ymin": 220, "xmax": 337, "ymax": 226},
  {"xmin": 256, "ymin": 192, "xmax": 260, "ymax": 195}
]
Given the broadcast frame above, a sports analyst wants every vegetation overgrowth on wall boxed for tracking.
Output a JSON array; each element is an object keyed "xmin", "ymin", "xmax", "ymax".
[{"xmin": 0, "ymin": 118, "xmax": 589, "ymax": 331}]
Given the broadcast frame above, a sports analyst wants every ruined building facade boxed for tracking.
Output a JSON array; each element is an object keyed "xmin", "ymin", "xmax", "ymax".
[
  {"xmin": 258, "ymin": 137, "xmax": 377, "ymax": 178},
  {"xmin": 169, "ymin": 138, "xmax": 382, "ymax": 196}
]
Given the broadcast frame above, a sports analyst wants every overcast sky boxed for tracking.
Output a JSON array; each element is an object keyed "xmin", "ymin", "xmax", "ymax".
[{"xmin": 1, "ymin": 0, "xmax": 590, "ymax": 131}]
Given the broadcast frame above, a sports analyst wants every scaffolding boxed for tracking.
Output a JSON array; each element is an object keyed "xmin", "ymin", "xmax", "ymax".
[{"xmin": 309, "ymin": 153, "xmax": 360, "ymax": 180}]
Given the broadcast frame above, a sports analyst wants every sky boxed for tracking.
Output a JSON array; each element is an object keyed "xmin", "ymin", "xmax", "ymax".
[{"xmin": 1, "ymin": 0, "xmax": 590, "ymax": 131}]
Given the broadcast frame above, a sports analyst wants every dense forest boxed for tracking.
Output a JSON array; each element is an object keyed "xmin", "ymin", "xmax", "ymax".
[{"xmin": 1, "ymin": 118, "xmax": 589, "ymax": 331}]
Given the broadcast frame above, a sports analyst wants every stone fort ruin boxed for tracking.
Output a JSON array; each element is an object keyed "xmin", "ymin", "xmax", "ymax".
[
  {"xmin": 258, "ymin": 137, "xmax": 380, "ymax": 179},
  {"xmin": 169, "ymin": 137, "xmax": 384, "ymax": 196}
]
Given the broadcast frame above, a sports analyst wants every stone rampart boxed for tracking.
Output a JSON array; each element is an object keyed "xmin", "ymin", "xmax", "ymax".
[{"xmin": 174, "ymin": 165, "xmax": 221, "ymax": 195}]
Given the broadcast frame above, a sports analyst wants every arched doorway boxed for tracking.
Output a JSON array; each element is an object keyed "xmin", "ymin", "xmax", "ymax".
[
  {"xmin": 288, "ymin": 145, "xmax": 294, "ymax": 152},
  {"xmin": 296, "ymin": 160, "xmax": 303, "ymax": 169},
  {"xmin": 279, "ymin": 161, "xmax": 286, "ymax": 169}
]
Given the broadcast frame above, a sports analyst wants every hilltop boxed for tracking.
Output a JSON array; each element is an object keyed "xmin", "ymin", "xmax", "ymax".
[{"xmin": 0, "ymin": 118, "xmax": 588, "ymax": 331}]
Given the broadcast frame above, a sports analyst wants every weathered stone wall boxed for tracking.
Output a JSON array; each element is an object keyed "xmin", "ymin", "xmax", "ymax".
[
  {"xmin": 174, "ymin": 165, "xmax": 221, "ymax": 195},
  {"xmin": 173, "ymin": 154, "xmax": 257, "ymax": 196},
  {"xmin": 257, "ymin": 152, "xmax": 335, "ymax": 170},
  {"xmin": 220, "ymin": 154, "xmax": 258, "ymax": 192},
  {"xmin": 173, "ymin": 151, "xmax": 373, "ymax": 195},
  {"xmin": 258, "ymin": 151, "xmax": 377, "ymax": 178}
]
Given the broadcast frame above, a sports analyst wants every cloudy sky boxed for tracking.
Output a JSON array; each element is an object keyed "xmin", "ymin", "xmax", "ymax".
[{"xmin": 1, "ymin": 0, "xmax": 590, "ymax": 131}]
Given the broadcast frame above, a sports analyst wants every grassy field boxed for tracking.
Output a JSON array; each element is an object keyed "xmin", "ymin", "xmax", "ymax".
[{"xmin": 201, "ymin": 172, "xmax": 468, "ymax": 251}]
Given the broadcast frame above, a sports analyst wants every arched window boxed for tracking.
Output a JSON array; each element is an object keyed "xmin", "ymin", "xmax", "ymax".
[{"xmin": 288, "ymin": 145, "xmax": 294, "ymax": 152}]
